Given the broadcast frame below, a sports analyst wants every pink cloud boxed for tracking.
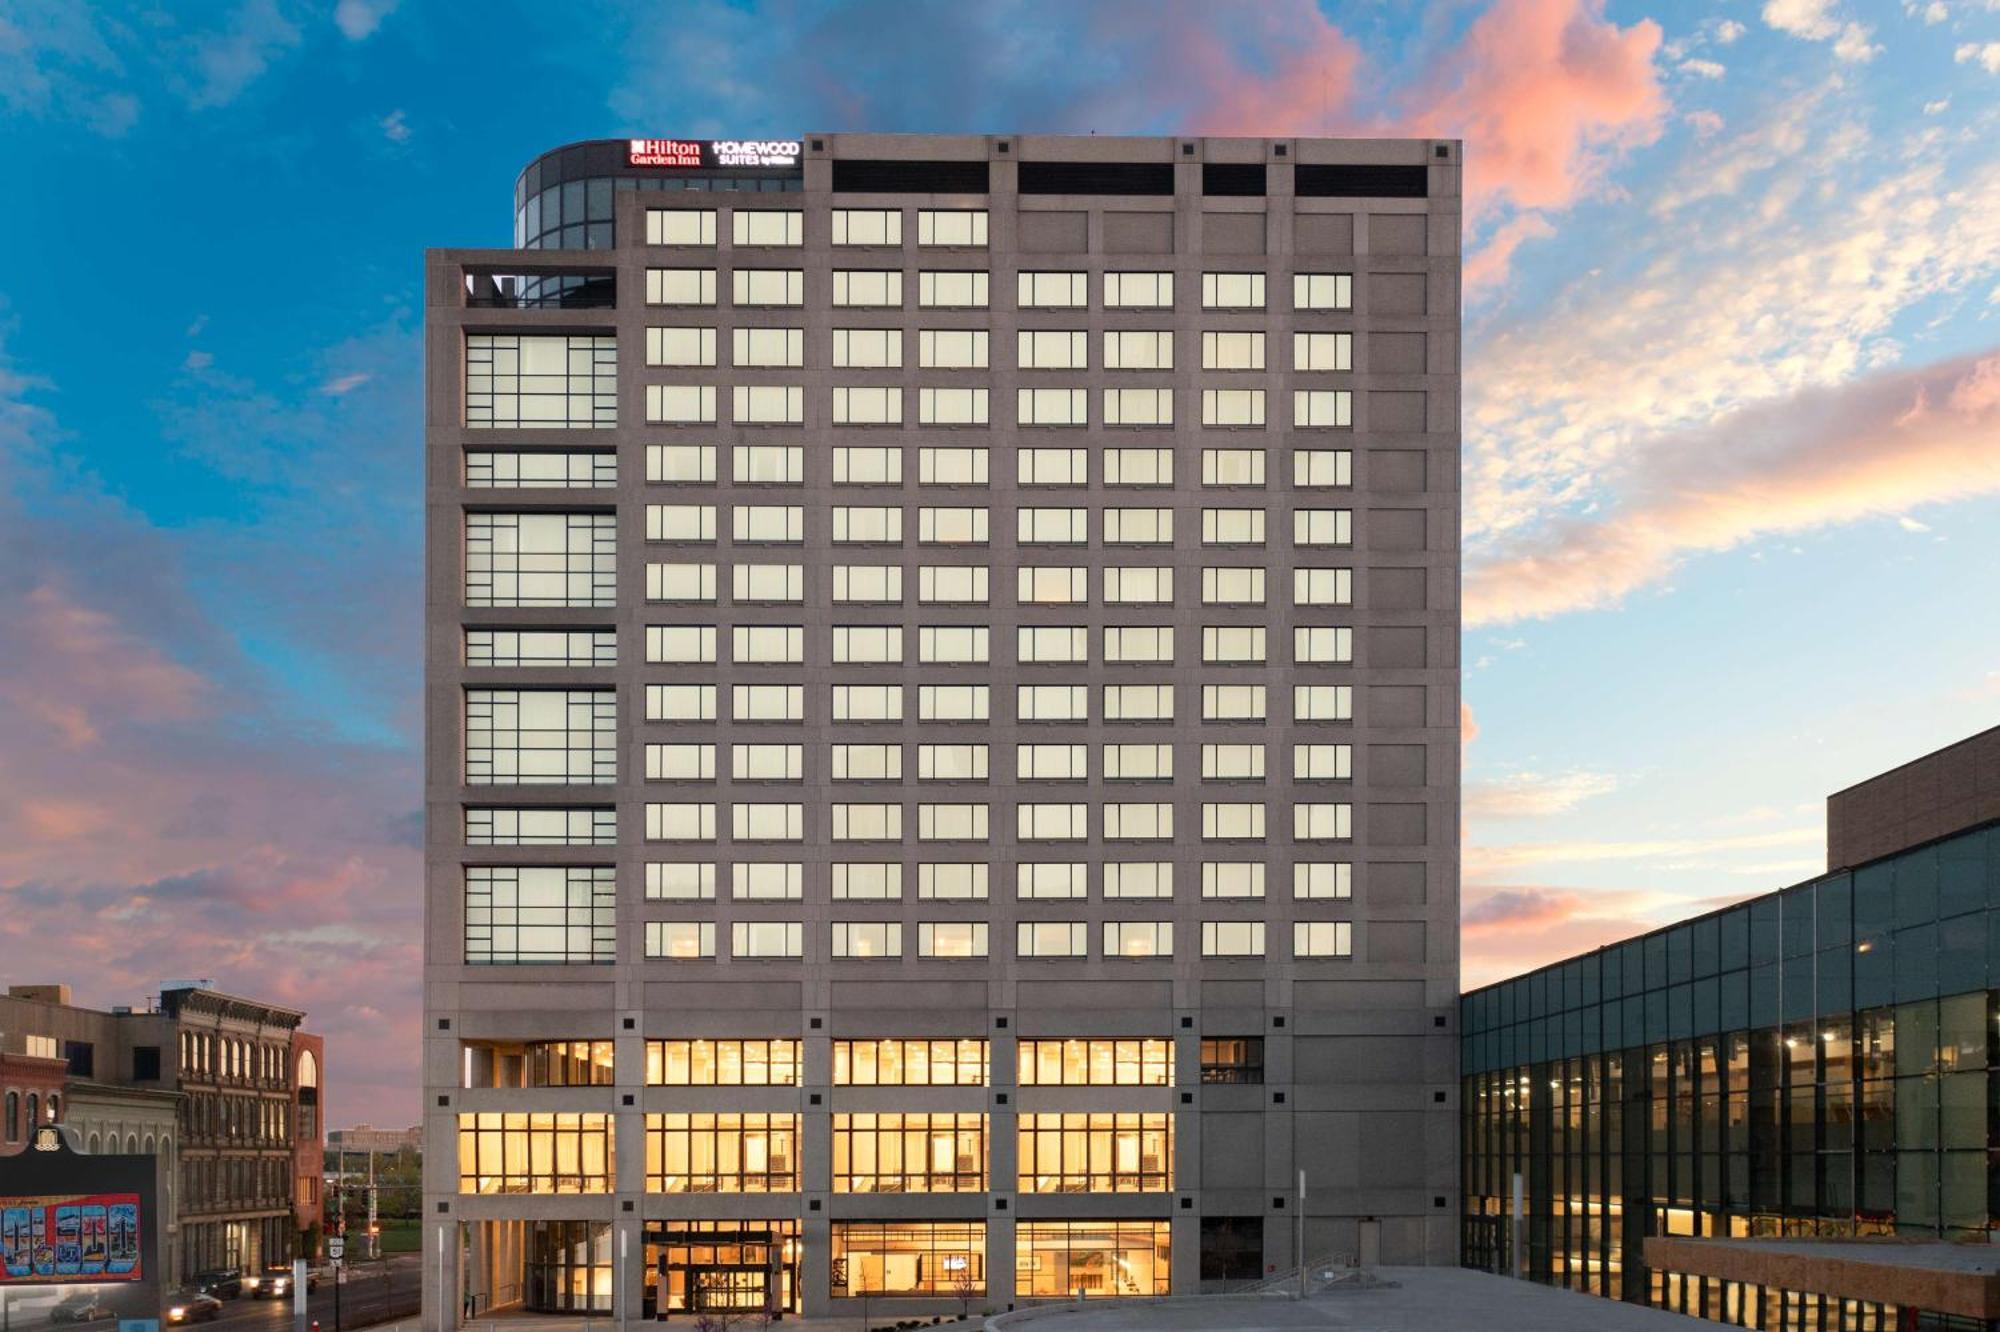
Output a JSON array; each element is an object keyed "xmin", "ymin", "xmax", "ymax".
[
  {"xmin": 1467, "ymin": 349, "xmax": 2000, "ymax": 625},
  {"xmin": 1464, "ymin": 211, "xmax": 1555, "ymax": 292},
  {"xmin": 1173, "ymin": 4, "xmax": 1364, "ymax": 137}
]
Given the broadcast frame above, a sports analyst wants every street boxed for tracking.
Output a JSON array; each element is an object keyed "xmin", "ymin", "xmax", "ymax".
[{"xmin": 203, "ymin": 1256, "xmax": 425, "ymax": 1332}]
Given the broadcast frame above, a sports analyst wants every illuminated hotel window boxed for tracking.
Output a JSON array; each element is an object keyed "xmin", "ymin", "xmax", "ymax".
[
  {"xmin": 1199, "ymin": 1038, "xmax": 1263, "ymax": 1084},
  {"xmin": 644, "ymin": 1113, "xmax": 797, "ymax": 1192},
  {"xmin": 645, "ymin": 1039, "xmax": 800, "ymax": 1086},
  {"xmin": 525, "ymin": 1040, "xmax": 614, "ymax": 1087},
  {"xmin": 1201, "ymin": 272, "xmax": 1265, "ymax": 309},
  {"xmin": 917, "ymin": 210, "xmax": 988, "ymax": 247},
  {"xmin": 463, "ymin": 866, "xmax": 614, "ymax": 964},
  {"xmin": 1103, "ymin": 272, "xmax": 1173, "ymax": 309},
  {"xmin": 833, "ymin": 1113, "xmax": 987, "ymax": 1192},
  {"xmin": 732, "ymin": 326, "xmax": 803, "ymax": 368},
  {"xmin": 645, "ymin": 209, "xmax": 716, "ymax": 246},
  {"xmin": 835, "ymin": 327, "xmax": 904, "ymax": 369},
  {"xmin": 645, "ymin": 921, "xmax": 715, "ymax": 960},
  {"xmin": 833, "ymin": 1039, "xmax": 989, "ymax": 1086},
  {"xmin": 1293, "ymin": 272, "xmax": 1353, "ymax": 311},
  {"xmin": 1017, "ymin": 1114, "xmax": 1173, "ymax": 1192},
  {"xmin": 1017, "ymin": 1039, "xmax": 1174, "ymax": 1087},
  {"xmin": 456, "ymin": 1112, "xmax": 613, "ymax": 1194},
  {"xmin": 830, "ymin": 209, "xmax": 901, "ymax": 246}
]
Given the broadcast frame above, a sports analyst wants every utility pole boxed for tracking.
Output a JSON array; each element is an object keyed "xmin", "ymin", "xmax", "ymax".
[{"xmin": 1296, "ymin": 1169, "xmax": 1306, "ymax": 1301}]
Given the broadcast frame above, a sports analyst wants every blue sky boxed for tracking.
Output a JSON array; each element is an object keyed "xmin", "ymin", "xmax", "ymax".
[{"xmin": 1, "ymin": 0, "xmax": 1997, "ymax": 1122}]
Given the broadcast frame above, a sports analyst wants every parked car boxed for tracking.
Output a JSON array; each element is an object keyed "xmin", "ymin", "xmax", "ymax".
[
  {"xmin": 47, "ymin": 1293, "xmax": 112, "ymax": 1324},
  {"xmin": 164, "ymin": 1290, "xmax": 222, "ymax": 1325},
  {"xmin": 189, "ymin": 1270, "xmax": 241, "ymax": 1299},
  {"xmin": 250, "ymin": 1265, "xmax": 319, "ymax": 1298}
]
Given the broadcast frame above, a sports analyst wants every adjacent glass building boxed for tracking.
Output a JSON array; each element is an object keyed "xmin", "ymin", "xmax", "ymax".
[
  {"xmin": 1460, "ymin": 727, "xmax": 2000, "ymax": 1328},
  {"xmin": 425, "ymin": 132, "xmax": 1462, "ymax": 1324}
]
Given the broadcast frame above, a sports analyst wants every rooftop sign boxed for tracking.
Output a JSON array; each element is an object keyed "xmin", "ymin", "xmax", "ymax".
[{"xmin": 629, "ymin": 139, "xmax": 801, "ymax": 169}]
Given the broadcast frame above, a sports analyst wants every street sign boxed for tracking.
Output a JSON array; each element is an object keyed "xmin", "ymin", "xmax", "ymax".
[{"xmin": 327, "ymin": 1238, "xmax": 345, "ymax": 1260}]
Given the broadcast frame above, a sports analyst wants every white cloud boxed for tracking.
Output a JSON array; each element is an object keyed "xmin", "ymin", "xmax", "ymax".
[
  {"xmin": 1680, "ymin": 57, "xmax": 1726, "ymax": 78},
  {"xmin": 318, "ymin": 373, "xmax": 371, "ymax": 396},
  {"xmin": 1896, "ymin": 514, "xmax": 1933, "ymax": 532},
  {"xmin": 180, "ymin": 0, "xmax": 302, "ymax": 109},
  {"xmin": 1714, "ymin": 18, "xmax": 1747, "ymax": 41},
  {"xmin": 333, "ymin": 0, "xmax": 399, "ymax": 41},
  {"xmin": 1466, "ymin": 771, "xmax": 1619, "ymax": 819},
  {"xmin": 1925, "ymin": 97, "xmax": 1951, "ymax": 114},
  {"xmin": 1762, "ymin": 0, "xmax": 1877, "ymax": 60},
  {"xmin": 1916, "ymin": 1, "xmax": 1949, "ymax": 22},
  {"xmin": 379, "ymin": 108, "xmax": 409, "ymax": 142},
  {"xmin": 1684, "ymin": 109, "xmax": 1725, "ymax": 137},
  {"xmin": 1957, "ymin": 42, "xmax": 2000, "ymax": 73}
]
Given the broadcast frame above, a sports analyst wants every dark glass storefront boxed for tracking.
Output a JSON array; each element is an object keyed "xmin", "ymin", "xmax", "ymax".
[
  {"xmin": 526, "ymin": 1221, "xmax": 612, "ymax": 1313},
  {"xmin": 1460, "ymin": 822, "xmax": 2000, "ymax": 1322}
]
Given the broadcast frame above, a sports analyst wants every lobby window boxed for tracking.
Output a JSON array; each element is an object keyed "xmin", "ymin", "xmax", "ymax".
[
  {"xmin": 1294, "ymin": 389, "xmax": 1354, "ymax": 429},
  {"xmin": 1294, "ymin": 802, "xmax": 1354, "ymax": 841},
  {"xmin": 917, "ymin": 921, "xmax": 989, "ymax": 958},
  {"xmin": 647, "ymin": 443, "xmax": 716, "ymax": 482},
  {"xmin": 464, "ymin": 688, "xmax": 615, "ymax": 785},
  {"xmin": 1200, "ymin": 1038, "xmax": 1264, "ymax": 1084},
  {"xmin": 1201, "ymin": 920, "xmax": 1265, "ymax": 958},
  {"xmin": 646, "ymin": 326, "xmax": 717, "ymax": 368},
  {"xmin": 732, "ymin": 326, "xmax": 804, "ymax": 368},
  {"xmin": 465, "ymin": 334, "xmax": 616, "ymax": 428},
  {"xmin": 1018, "ymin": 861, "xmax": 1088, "ymax": 898},
  {"xmin": 832, "ymin": 921, "xmax": 903, "ymax": 959},
  {"xmin": 1201, "ymin": 272, "xmax": 1265, "ymax": 310},
  {"xmin": 1293, "ymin": 449, "xmax": 1353, "ymax": 488},
  {"xmin": 734, "ymin": 444, "xmax": 804, "ymax": 484},
  {"xmin": 833, "ymin": 1113, "xmax": 987, "ymax": 1192},
  {"xmin": 1017, "ymin": 1222, "xmax": 1170, "ymax": 1299},
  {"xmin": 917, "ymin": 210, "xmax": 988, "ymax": 247},
  {"xmin": 919, "ymin": 270, "xmax": 990, "ymax": 309},
  {"xmin": 644, "ymin": 862, "xmax": 716, "ymax": 901},
  {"xmin": 1201, "ymin": 861, "xmax": 1265, "ymax": 899},
  {"xmin": 1293, "ymin": 272, "xmax": 1353, "ymax": 311},
  {"xmin": 919, "ymin": 864, "xmax": 989, "ymax": 900},
  {"xmin": 730, "ymin": 921, "xmax": 803, "ymax": 959},
  {"xmin": 1018, "ymin": 1113, "xmax": 1173, "ymax": 1192},
  {"xmin": 1018, "ymin": 387, "xmax": 1088, "ymax": 426},
  {"xmin": 1103, "ymin": 626, "xmax": 1173, "ymax": 665},
  {"xmin": 1103, "ymin": 330, "xmax": 1172, "ymax": 370},
  {"xmin": 465, "ymin": 513, "xmax": 615, "ymax": 608},
  {"xmin": 1021, "ymin": 446, "xmax": 1091, "ymax": 485},
  {"xmin": 830, "ymin": 1222, "xmax": 985, "ymax": 1298},
  {"xmin": 1104, "ymin": 387, "xmax": 1174, "ymax": 427},
  {"xmin": 1202, "ymin": 447, "xmax": 1265, "ymax": 487},
  {"xmin": 463, "ymin": 866, "xmax": 614, "ymax": 965},
  {"xmin": 645, "ymin": 209, "xmax": 716, "ymax": 246},
  {"xmin": 465, "ymin": 806, "xmax": 616, "ymax": 847},
  {"xmin": 644, "ymin": 921, "xmax": 715, "ymax": 959},
  {"xmin": 645, "ymin": 1113, "xmax": 797, "ymax": 1192},
  {"xmin": 1293, "ymin": 684, "xmax": 1354, "ymax": 722},
  {"xmin": 465, "ymin": 451, "xmax": 616, "ymax": 489},
  {"xmin": 833, "ymin": 270, "xmax": 903, "ymax": 308},
  {"xmin": 1294, "ymin": 862, "xmax": 1353, "ymax": 899},
  {"xmin": 731, "ymin": 209, "xmax": 802, "ymax": 246},
  {"xmin": 646, "ymin": 268, "xmax": 717, "ymax": 306},
  {"xmin": 456, "ymin": 1112, "xmax": 613, "ymax": 1193},
  {"xmin": 1294, "ymin": 331, "xmax": 1353, "ymax": 371},
  {"xmin": 831, "ymin": 745, "xmax": 904, "ymax": 781},
  {"xmin": 832, "ymin": 862, "xmax": 904, "ymax": 899},
  {"xmin": 834, "ymin": 327, "xmax": 904, "ymax": 368},
  {"xmin": 1294, "ymin": 626, "xmax": 1353, "ymax": 664},
  {"xmin": 1104, "ymin": 920, "xmax": 1172, "ymax": 959},
  {"xmin": 646, "ymin": 1039, "xmax": 800, "ymax": 1086},
  {"xmin": 1103, "ymin": 271, "xmax": 1173, "ymax": 309},
  {"xmin": 526, "ymin": 1041, "xmax": 615, "ymax": 1087},
  {"xmin": 1294, "ymin": 921, "xmax": 1354, "ymax": 958},
  {"xmin": 838, "ymin": 445, "xmax": 906, "ymax": 485},
  {"xmin": 1104, "ymin": 862, "xmax": 1172, "ymax": 899},
  {"xmin": 1018, "ymin": 271, "xmax": 1088, "ymax": 308},
  {"xmin": 919, "ymin": 386, "xmax": 990, "ymax": 425},
  {"xmin": 919, "ymin": 445, "xmax": 986, "ymax": 485},
  {"xmin": 468, "ymin": 628, "xmax": 616, "ymax": 668},
  {"xmin": 1104, "ymin": 743, "xmax": 1173, "ymax": 781},
  {"xmin": 831, "ymin": 209, "xmax": 902, "ymax": 246},
  {"xmin": 1202, "ymin": 388, "xmax": 1266, "ymax": 427},
  {"xmin": 1017, "ymin": 921, "xmax": 1089, "ymax": 959},
  {"xmin": 1202, "ymin": 330, "xmax": 1265, "ymax": 370}
]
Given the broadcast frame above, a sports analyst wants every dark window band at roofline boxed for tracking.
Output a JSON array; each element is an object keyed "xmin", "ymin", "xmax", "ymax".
[
  {"xmin": 1201, "ymin": 164, "xmax": 1266, "ymax": 196},
  {"xmin": 1296, "ymin": 164, "xmax": 1428, "ymax": 198},
  {"xmin": 1018, "ymin": 161, "xmax": 1175, "ymax": 196}
]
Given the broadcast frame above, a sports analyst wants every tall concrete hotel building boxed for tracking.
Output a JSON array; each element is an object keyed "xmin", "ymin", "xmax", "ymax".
[{"xmin": 424, "ymin": 133, "xmax": 1461, "ymax": 1322}]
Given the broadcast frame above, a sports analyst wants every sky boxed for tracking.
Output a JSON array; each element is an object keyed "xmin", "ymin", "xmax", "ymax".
[{"xmin": 0, "ymin": 0, "xmax": 1997, "ymax": 1127}]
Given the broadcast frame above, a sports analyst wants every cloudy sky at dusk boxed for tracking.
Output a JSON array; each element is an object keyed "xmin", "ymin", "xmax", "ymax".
[{"xmin": 2, "ymin": 0, "xmax": 1998, "ymax": 1125}]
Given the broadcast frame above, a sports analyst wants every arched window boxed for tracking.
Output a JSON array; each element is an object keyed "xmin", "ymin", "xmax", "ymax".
[
  {"xmin": 26, "ymin": 1094, "xmax": 39, "ymax": 1130},
  {"xmin": 126, "ymin": 1133, "xmax": 138, "ymax": 1153},
  {"xmin": 5, "ymin": 1092, "xmax": 17, "ymax": 1142},
  {"xmin": 87, "ymin": 1133, "xmax": 101, "ymax": 1153},
  {"xmin": 46, "ymin": 1094, "xmax": 59, "ymax": 1123},
  {"xmin": 298, "ymin": 1050, "xmax": 318, "ymax": 1089}
]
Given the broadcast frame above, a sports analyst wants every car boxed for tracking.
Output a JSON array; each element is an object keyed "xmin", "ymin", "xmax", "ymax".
[
  {"xmin": 250, "ymin": 1265, "xmax": 319, "ymax": 1298},
  {"xmin": 164, "ymin": 1291, "xmax": 221, "ymax": 1325},
  {"xmin": 189, "ymin": 1270, "xmax": 241, "ymax": 1299},
  {"xmin": 47, "ymin": 1293, "xmax": 112, "ymax": 1324}
]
